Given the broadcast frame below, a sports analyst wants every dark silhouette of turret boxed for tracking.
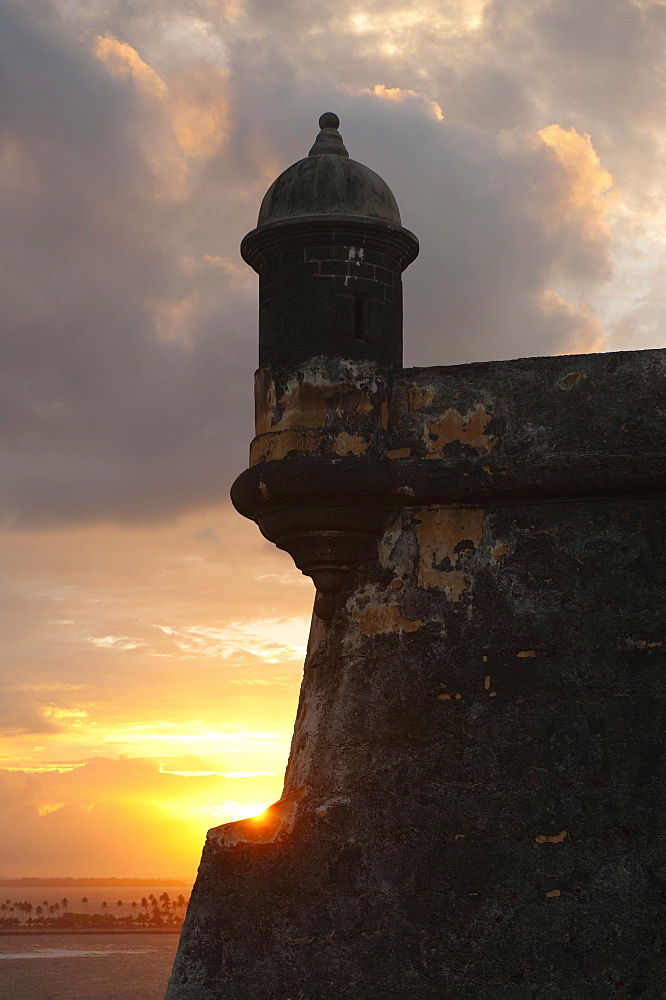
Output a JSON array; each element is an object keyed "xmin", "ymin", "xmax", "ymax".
[{"xmin": 241, "ymin": 113, "xmax": 418, "ymax": 369}]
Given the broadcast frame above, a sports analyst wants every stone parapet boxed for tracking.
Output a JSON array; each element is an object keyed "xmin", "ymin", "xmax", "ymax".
[
  {"xmin": 232, "ymin": 349, "xmax": 666, "ymax": 621},
  {"xmin": 167, "ymin": 346, "xmax": 666, "ymax": 999}
]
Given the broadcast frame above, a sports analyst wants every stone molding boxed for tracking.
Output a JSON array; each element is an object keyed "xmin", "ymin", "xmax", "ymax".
[
  {"xmin": 232, "ymin": 348, "xmax": 666, "ymax": 621},
  {"xmin": 241, "ymin": 214, "xmax": 419, "ymax": 272}
]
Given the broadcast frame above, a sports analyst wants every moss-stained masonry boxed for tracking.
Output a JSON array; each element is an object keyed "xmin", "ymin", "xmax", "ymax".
[{"xmin": 166, "ymin": 114, "xmax": 665, "ymax": 999}]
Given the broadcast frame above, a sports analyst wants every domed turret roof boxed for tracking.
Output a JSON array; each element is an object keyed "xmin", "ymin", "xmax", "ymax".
[{"xmin": 257, "ymin": 113, "xmax": 402, "ymax": 227}]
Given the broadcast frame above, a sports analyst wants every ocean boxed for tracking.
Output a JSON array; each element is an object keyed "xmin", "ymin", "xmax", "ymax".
[{"xmin": 0, "ymin": 932, "xmax": 179, "ymax": 999}]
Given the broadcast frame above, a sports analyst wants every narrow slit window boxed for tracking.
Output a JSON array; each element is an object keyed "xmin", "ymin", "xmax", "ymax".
[{"xmin": 354, "ymin": 295, "xmax": 365, "ymax": 340}]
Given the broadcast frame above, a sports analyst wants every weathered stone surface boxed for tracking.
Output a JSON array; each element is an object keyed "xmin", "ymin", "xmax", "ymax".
[
  {"xmin": 255, "ymin": 114, "xmax": 401, "ymax": 227},
  {"xmin": 167, "ymin": 349, "xmax": 666, "ymax": 1000},
  {"xmin": 166, "ymin": 114, "xmax": 665, "ymax": 999}
]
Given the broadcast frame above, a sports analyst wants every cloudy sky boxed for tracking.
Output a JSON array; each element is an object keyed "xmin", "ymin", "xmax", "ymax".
[{"xmin": 1, "ymin": 0, "xmax": 665, "ymax": 878}]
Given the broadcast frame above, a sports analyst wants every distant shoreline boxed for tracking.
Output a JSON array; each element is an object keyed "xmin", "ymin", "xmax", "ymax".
[
  {"xmin": 0, "ymin": 928, "xmax": 182, "ymax": 936},
  {"xmin": 0, "ymin": 880, "xmax": 190, "ymax": 888}
]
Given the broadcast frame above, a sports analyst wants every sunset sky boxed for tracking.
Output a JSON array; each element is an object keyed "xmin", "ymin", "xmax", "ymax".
[{"xmin": 1, "ymin": 0, "xmax": 665, "ymax": 878}]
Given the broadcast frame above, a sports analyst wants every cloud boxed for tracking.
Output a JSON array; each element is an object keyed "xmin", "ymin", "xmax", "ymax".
[
  {"xmin": 1, "ymin": 0, "xmax": 663, "ymax": 529},
  {"xmin": 0, "ymin": 690, "xmax": 63, "ymax": 737},
  {"xmin": 0, "ymin": 506, "xmax": 309, "ymax": 783},
  {"xmin": 0, "ymin": 755, "xmax": 283, "ymax": 876},
  {"xmin": 1, "ymin": 0, "xmax": 664, "ymax": 878},
  {"xmin": 92, "ymin": 34, "xmax": 167, "ymax": 99},
  {"xmin": 537, "ymin": 125, "xmax": 616, "ymax": 242},
  {"xmin": 400, "ymin": 117, "xmax": 616, "ymax": 365},
  {"xmin": 0, "ymin": 1, "xmax": 255, "ymax": 528},
  {"xmin": 358, "ymin": 84, "xmax": 445, "ymax": 121}
]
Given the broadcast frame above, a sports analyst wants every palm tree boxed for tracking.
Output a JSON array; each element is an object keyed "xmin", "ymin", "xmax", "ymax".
[
  {"xmin": 61, "ymin": 897, "xmax": 68, "ymax": 912},
  {"xmin": 35, "ymin": 905, "xmax": 43, "ymax": 922},
  {"xmin": 101, "ymin": 901, "xmax": 108, "ymax": 914},
  {"xmin": 81, "ymin": 896, "xmax": 88, "ymax": 912},
  {"xmin": 116, "ymin": 899, "xmax": 124, "ymax": 917},
  {"xmin": 131, "ymin": 900, "xmax": 138, "ymax": 920},
  {"xmin": 140, "ymin": 896, "xmax": 148, "ymax": 911}
]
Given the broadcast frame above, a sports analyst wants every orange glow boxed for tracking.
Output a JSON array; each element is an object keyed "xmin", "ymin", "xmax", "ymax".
[
  {"xmin": 360, "ymin": 84, "xmax": 444, "ymax": 121},
  {"xmin": 91, "ymin": 36, "xmax": 231, "ymax": 204},
  {"xmin": 0, "ymin": 507, "xmax": 310, "ymax": 876},
  {"xmin": 169, "ymin": 70, "xmax": 229, "ymax": 160},
  {"xmin": 537, "ymin": 124, "xmax": 618, "ymax": 240},
  {"xmin": 92, "ymin": 36, "xmax": 167, "ymax": 99},
  {"xmin": 541, "ymin": 290, "xmax": 608, "ymax": 355}
]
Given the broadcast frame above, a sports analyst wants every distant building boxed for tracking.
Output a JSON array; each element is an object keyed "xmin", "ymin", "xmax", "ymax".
[{"xmin": 167, "ymin": 114, "xmax": 666, "ymax": 1000}]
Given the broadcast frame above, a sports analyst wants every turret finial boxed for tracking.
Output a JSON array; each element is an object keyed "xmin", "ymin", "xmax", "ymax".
[
  {"xmin": 308, "ymin": 111, "xmax": 349, "ymax": 158},
  {"xmin": 319, "ymin": 112, "xmax": 339, "ymax": 129}
]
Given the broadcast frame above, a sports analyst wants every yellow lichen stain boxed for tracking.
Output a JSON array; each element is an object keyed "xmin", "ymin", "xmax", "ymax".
[
  {"xmin": 425, "ymin": 405, "xmax": 496, "ymax": 457},
  {"xmin": 408, "ymin": 385, "xmax": 433, "ymax": 411},
  {"xmin": 414, "ymin": 508, "xmax": 484, "ymax": 599},
  {"xmin": 390, "ymin": 579, "xmax": 403, "ymax": 589},
  {"xmin": 249, "ymin": 429, "xmax": 322, "ymax": 465},
  {"xmin": 254, "ymin": 369, "xmax": 385, "ymax": 438},
  {"xmin": 253, "ymin": 369, "xmax": 277, "ymax": 436},
  {"xmin": 356, "ymin": 603, "xmax": 422, "ymax": 636},
  {"xmin": 434, "ymin": 571, "xmax": 468, "ymax": 601},
  {"xmin": 484, "ymin": 675, "xmax": 491, "ymax": 690},
  {"xmin": 354, "ymin": 393, "xmax": 375, "ymax": 415},
  {"xmin": 535, "ymin": 831, "xmax": 568, "ymax": 845},
  {"xmin": 258, "ymin": 481, "xmax": 274, "ymax": 501},
  {"xmin": 489, "ymin": 691, "xmax": 497, "ymax": 697},
  {"xmin": 454, "ymin": 693, "xmax": 462, "ymax": 700},
  {"xmin": 516, "ymin": 650, "xmax": 536, "ymax": 658},
  {"xmin": 648, "ymin": 641, "xmax": 663, "ymax": 648},
  {"xmin": 377, "ymin": 515, "xmax": 403, "ymax": 571},
  {"xmin": 438, "ymin": 692, "xmax": 452, "ymax": 700},
  {"xmin": 482, "ymin": 655, "xmax": 488, "ymax": 662},
  {"xmin": 545, "ymin": 889, "xmax": 561, "ymax": 898},
  {"xmin": 333, "ymin": 432, "xmax": 368, "ymax": 457},
  {"xmin": 380, "ymin": 399, "xmax": 389, "ymax": 428},
  {"xmin": 454, "ymin": 834, "xmax": 465, "ymax": 840},
  {"xmin": 249, "ymin": 427, "xmax": 368, "ymax": 464},
  {"xmin": 385, "ymin": 447, "xmax": 412, "ymax": 459},
  {"xmin": 482, "ymin": 464, "xmax": 493, "ymax": 474},
  {"xmin": 492, "ymin": 544, "xmax": 508, "ymax": 559},
  {"xmin": 271, "ymin": 380, "xmax": 328, "ymax": 432}
]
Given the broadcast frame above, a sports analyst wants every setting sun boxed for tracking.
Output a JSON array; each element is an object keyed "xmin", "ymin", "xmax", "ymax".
[{"xmin": 1, "ymin": 507, "xmax": 311, "ymax": 876}]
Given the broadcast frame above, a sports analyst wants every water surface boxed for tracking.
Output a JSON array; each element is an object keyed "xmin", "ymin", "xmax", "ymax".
[{"xmin": 0, "ymin": 932, "xmax": 179, "ymax": 999}]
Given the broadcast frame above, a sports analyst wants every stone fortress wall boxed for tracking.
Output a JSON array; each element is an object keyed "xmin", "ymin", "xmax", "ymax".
[{"xmin": 166, "ymin": 115, "xmax": 666, "ymax": 1000}]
